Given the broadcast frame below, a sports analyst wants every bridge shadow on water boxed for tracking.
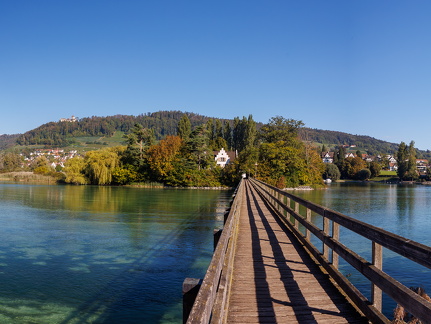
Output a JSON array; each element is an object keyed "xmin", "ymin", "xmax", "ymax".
[
  {"xmin": 246, "ymin": 184, "xmax": 357, "ymax": 323},
  {"xmin": 58, "ymin": 211, "xmax": 209, "ymax": 324}
]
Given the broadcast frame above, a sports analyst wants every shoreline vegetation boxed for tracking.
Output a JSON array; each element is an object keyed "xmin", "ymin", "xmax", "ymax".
[
  {"xmin": 0, "ymin": 172, "xmax": 234, "ymax": 189},
  {"xmin": 2, "ymin": 171, "xmax": 427, "ymax": 190},
  {"xmin": 0, "ymin": 172, "xmax": 58, "ymax": 184}
]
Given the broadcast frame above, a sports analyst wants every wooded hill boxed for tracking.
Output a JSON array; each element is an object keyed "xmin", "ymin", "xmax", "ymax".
[{"xmin": 1, "ymin": 110, "xmax": 428, "ymax": 158}]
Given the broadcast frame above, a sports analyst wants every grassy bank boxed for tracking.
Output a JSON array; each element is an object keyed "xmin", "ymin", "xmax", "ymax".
[
  {"xmin": 370, "ymin": 170, "xmax": 398, "ymax": 182},
  {"xmin": 0, "ymin": 172, "xmax": 59, "ymax": 184}
]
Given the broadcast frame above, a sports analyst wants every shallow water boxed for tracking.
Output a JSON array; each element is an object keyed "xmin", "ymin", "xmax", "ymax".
[{"xmin": 0, "ymin": 184, "xmax": 232, "ymax": 323}]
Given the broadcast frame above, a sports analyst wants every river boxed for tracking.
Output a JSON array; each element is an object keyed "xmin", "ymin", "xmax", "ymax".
[
  {"xmin": 0, "ymin": 183, "xmax": 232, "ymax": 323},
  {"xmin": 294, "ymin": 182, "xmax": 431, "ymax": 318},
  {"xmin": 1, "ymin": 182, "xmax": 430, "ymax": 322}
]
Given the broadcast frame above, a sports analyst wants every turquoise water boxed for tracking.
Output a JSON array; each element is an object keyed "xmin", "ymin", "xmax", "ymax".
[
  {"xmin": 0, "ymin": 184, "xmax": 232, "ymax": 323},
  {"xmin": 294, "ymin": 182, "xmax": 431, "ymax": 318}
]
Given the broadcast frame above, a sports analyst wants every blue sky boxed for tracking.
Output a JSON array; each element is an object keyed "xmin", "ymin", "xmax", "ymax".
[{"xmin": 1, "ymin": 1, "xmax": 431, "ymax": 150}]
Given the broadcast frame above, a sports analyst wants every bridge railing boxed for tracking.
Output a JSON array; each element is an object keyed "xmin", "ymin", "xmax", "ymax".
[
  {"xmin": 184, "ymin": 179, "xmax": 244, "ymax": 324},
  {"xmin": 250, "ymin": 177, "xmax": 431, "ymax": 324}
]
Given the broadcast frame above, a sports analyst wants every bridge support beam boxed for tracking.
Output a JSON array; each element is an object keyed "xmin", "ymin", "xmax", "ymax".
[
  {"xmin": 182, "ymin": 278, "xmax": 202, "ymax": 324},
  {"xmin": 214, "ymin": 228, "xmax": 222, "ymax": 250}
]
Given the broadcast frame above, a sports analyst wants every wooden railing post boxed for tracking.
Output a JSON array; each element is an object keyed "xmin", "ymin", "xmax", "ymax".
[
  {"xmin": 371, "ymin": 242, "xmax": 383, "ymax": 311},
  {"xmin": 306, "ymin": 208, "xmax": 311, "ymax": 242},
  {"xmin": 294, "ymin": 201, "xmax": 299, "ymax": 229},
  {"xmin": 332, "ymin": 222, "xmax": 339, "ymax": 269},
  {"xmin": 323, "ymin": 215, "xmax": 330, "ymax": 260}
]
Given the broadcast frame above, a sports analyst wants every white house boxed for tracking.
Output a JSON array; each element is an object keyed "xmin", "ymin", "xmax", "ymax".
[
  {"xmin": 214, "ymin": 148, "xmax": 235, "ymax": 168},
  {"xmin": 321, "ymin": 152, "xmax": 334, "ymax": 163}
]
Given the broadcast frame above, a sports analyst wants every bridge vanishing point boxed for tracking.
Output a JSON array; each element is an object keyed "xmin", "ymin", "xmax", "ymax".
[{"xmin": 183, "ymin": 178, "xmax": 431, "ymax": 324}]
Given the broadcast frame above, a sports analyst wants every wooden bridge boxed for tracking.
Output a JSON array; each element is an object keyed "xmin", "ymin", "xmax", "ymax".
[{"xmin": 183, "ymin": 178, "xmax": 431, "ymax": 323}]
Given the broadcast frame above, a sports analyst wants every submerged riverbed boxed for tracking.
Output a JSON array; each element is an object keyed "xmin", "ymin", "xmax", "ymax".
[{"xmin": 0, "ymin": 183, "xmax": 233, "ymax": 323}]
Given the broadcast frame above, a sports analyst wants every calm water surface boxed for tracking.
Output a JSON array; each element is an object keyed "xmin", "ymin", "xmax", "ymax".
[
  {"xmin": 294, "ymin": 182, "xmax": 431, "ymax": 318},
  {"xmin": 0, "ymin": 183, "xmax": 232, "ymax": 323}
]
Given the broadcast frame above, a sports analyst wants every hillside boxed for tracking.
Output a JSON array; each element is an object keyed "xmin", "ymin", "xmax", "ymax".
[
  {"xmin": 0, "ymin": 134, "xmax": 20, "ymax": 151},
  {"xmin": 1, "ymin": 110, "xmax": 427, "ymax": 157}
]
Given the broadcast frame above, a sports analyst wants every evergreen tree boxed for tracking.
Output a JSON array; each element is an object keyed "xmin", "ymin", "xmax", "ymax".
[
  {"xmin": 187, "ymin": 125, "xmax": 211, "ymax": 170},
  {"xmin": 396, "ymin": 142, "xmax": 408, "ymax": 179},
  {"xmin": 215, "ymin": 119, "xmax": 223, "ymax": 139},
  {"xmin": 177, "ymin": 114, "xmax": 191, "ymax": 140},
  {"xmin": 321, "ymin": 144, "xmax": 327, "ymax": 154},
  {"xmin": 245, "ymin": 115, "xmax": 257, "ymax": 150},
  {"xmin": 123, "ymin": 124, "xmax": 155, "ymax": 169},
  {"xmin": 224, "ymin": 122, "xmax": 233, "ymax": 150},
  {"xmin": 406, "ymin": 141, "xmax": 418, "ymax": 180}
]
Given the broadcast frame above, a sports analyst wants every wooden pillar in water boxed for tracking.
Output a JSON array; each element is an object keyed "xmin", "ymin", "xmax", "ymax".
[{"xmin": 182, "ymin": 278, "xmax": 202, "ymax": 323}]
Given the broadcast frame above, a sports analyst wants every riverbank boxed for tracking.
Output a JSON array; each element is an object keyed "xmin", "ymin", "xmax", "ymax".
[{"xmin": 0, "ymin": 172, "xmax": 59, "ymax": 184}]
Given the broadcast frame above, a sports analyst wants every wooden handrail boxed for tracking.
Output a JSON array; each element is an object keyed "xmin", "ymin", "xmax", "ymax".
[
  {"xmin": 249, "ymin": 177, "xmax": 431, "ymax": 323},
  {"xmin": 185, "ymin": 179, "xmax": 244, "ymax": 323}
]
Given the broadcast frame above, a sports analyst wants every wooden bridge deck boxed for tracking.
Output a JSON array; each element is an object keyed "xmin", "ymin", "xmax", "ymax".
[{"xmin": 226, "ymin": 180, "xmax": 369, "ymax": 323}]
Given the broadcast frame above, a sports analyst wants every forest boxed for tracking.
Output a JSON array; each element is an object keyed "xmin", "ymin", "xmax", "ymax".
[{"xmin": 8, "ymin": 111, "xmax": 414, "ymax": 159}]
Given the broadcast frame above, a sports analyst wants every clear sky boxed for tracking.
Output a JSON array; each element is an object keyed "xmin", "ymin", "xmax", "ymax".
[{"xmin": 1, "ymin": 1, "xmax": 431, "ymax": 150}]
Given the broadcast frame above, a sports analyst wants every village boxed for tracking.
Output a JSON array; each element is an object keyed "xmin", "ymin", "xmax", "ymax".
[
  {"xmin": 21, "ymin": 149, "xmax": 79, "ymax": 170},
  {"xmin": 321, "ymin": 149, "xmax": 429, "ymax": 176}
]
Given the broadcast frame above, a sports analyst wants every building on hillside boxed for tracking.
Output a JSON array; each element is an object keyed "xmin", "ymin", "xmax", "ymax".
[
  {"xmin": 214, "ymin": 148, "xmax": 236, "ymax": 168},
  {"xmin": 321, "ymin": 152, "xmax": 334, "ymax": 163},
  {"xmin": 59, "ymin": 115, "xmax": 78, "ymax": 123}
]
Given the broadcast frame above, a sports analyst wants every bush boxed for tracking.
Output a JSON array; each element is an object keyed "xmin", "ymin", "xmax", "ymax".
[
  {"xmin": 323, "ymin": 164, "xmax": 340, "ymax": 181},
  {"xmin": 357, "ymin": 168, "xmax": 371, "ymax": 181}
]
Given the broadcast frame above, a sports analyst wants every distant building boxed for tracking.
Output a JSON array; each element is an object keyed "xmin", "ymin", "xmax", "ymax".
[
  {"xmin": 60, "ymin": 115, "xmax": 78, "ymax": 122},
  {"xmin": 321, "ymin": 152, "xmax": 334, "ymax": 163},
  {"xmin": 214, "ymin": 148, "xmax": 236, "ymax": 168}
]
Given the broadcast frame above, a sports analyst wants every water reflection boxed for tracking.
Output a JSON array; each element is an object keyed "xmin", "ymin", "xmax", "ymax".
[{"xmin": 0, "ymin": 183, "xmax": 232, "ymax": 323}]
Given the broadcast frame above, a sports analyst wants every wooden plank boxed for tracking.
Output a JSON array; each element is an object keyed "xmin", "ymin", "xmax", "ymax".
[{"xmin": 225, "ymin": 180, "xmax": 368, "ymax": 323}]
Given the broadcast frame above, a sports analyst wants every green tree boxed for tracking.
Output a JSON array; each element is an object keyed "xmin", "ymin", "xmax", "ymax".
[
  {"xmin": 84, "ymin": 148, "xmax": 120, "ymax": 185},
  {"xmin": 260, "ymin": 116, "xmax": 304, "ymax": 144},
  {"xmin": 256, "ymin": 117, "xmax": 323, "ymax": 188},
  {"xmin": 406, "ymin": 140, "xmax": 418, "ymax": 180},
  {"xmin": 223, "ymin": 122, "xmax": 233, "ymax": 150},
  {"xmin": 345, "ymin": 156, "xmax": 367, "ymax": 179},
  {"xmin": 123, "ymin": 124, "xmax": 155, "ymax": 175},
  {"xmin": 0, "ymin": 152, "xmax": 22, "ymax": 172},
  {"xmin": 357, "ymin": 168, "xmax": 371, "ymax": 181},
  {"xmin": 244, "ymin": 115, "xmax": 257, "ymax": 150},
  {"xmin": 396, "ymin": 141, "xmax": 418, "ymax": 180},
  {"xmin": 30, "ymin": 156, "xmax": 51, "ymax": 172},
  {"xmin": 323, "ymin": 163, "xmax": 340, "ymax": 181},
  {"xmin": 177, "ymin": 114, "xmax": 191, "ymax": 140},
  {"xmin": 64, "ymin": 156, "xmax": 88, "ymax": 185},
  {"xmin": 321, "ymin": 144, "xmax": 327, "ymax": 154},
  {"xmin": 186, "ymin": 125, "xmax": 211, "ymax": 170},
  {"xmin": 368, "ymin": 161, "xmax": 381, "ymax": 178}
]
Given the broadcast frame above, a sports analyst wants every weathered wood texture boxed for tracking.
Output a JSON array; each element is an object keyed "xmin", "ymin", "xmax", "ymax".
[
  {"xmin": 250, "ymin": 178, "xmax": 431, "ymax": 323},
  {"xmin": 226, "ymin": 181, "xmax": 369, "ymax": 323}
]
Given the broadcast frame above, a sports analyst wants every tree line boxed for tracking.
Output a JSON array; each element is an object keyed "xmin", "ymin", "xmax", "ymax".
[
  {"xmin": 15, "ymin": 111, "xmax": 248, "ymax": 146},
  {"xmin": 55, "ymin": 114, "xmax": 325, "ymax": 188}
]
